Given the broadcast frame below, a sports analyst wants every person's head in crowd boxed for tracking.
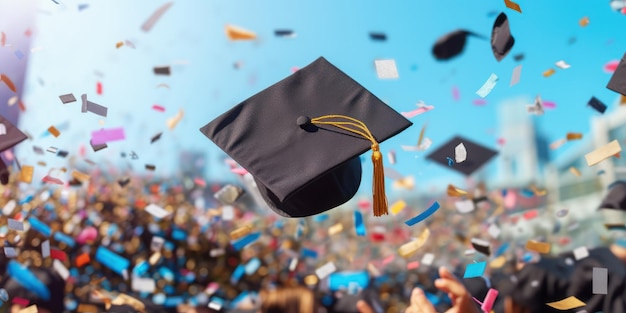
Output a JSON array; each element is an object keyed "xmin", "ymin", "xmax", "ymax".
[{"xmin": 259, "ymin": 286, "xmax": 317, "ymax": 313}]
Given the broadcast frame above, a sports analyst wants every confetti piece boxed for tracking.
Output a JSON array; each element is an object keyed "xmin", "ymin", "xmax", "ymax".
[
  {"xmin": 401, "ymin": 102, "xmax": 435, "ymax": 118},
  {"xmin": 398, "ymin": 228, "xmax": 430, "ymax": 258},
  {"xmin": 71, "ymin": 170, "xmax": 90, "ymax": 182},
  {"xmin": 573, "ymin": 246, "xmax": 589, "ymax": 260},
  {"xmin": 569, "ymin": 167, "xmax": 581, "ymax": 177},
  {"xmin": 374, "ymin": 59, "xmax": 399, "ymax": 79},
  {"xmin": 390, "ymin": 200, "xmax": 407, "ymax": 215},
  {"xmin": 455, "ymin": 143, "xmax": 467, "ymax": 163},
  {"xmin": 47, "ymin": 126, "xmax": 60, "ymax": 137},
  {"xmin": 76, "ymin": 253, "xmax": 91, "ymax": 267},
  {"xmin": 546, "ymin": 296, "xmax": 585, "ymax": 310},
  {"xmin": 154, "ymin": 66, "xmax": 171, "ymax": 75},
  {"xmin": 141, "ymin": 2, "xmax": 174, "ymax": 32},
  {"xmin": 354, "ymin": 210, "xmax": 366, "ymax": 236},
  {"xmin": 91, "ymin": 127, "xmax": 125, "ymax": 145},
  {"xmin": 225, "ymin": 24, "xmax": 257, "ymax": 40},
  {"xmin": 447, "ymin": 184, "xmax": 467, "ymax": 197},
  {"xmin": 95, "ymin": 247, "xmax": 130, "ymax": 278},
  {"xmin": 405, "ymin": 201, "xmax": 440, "ymax": 226},
  {"xmin": 59, "ymin": 94, "xmax": 76, "ymax": 104},
  {"xmin": 525, "ymin": 240, "xmax": 551, "ymax": 254},
  {"xmin": 8, "ymin": 218, "xmax": 24, "ymax": 231},
  {"xmin": 476, "ymin": 73, "xmax": 499, "ymax": 98},
  {"xmin": 421, "ymin": 253, "xmax": 435, "ymax": 266},
  {"xmin": 579, "ymin": 16, "xmax": 590, "ymax": 27},
  {"xmin": 604, "ymin": 60, "xmax": 620, "ymax": 73},
  {"xmin": 145, "ymin": 203, "xmax": 171, "ymax": 219},
  {"xmin": 41, "ymin": 240, "xmax": 50, "ymax": 258},
  {"xmin": 328, "ymin": 223, "xmax": 344, "ymax": 236},
  {"xmin": 231, "ymin": 232, "xmax": 261, "ymax": 251},
  {"xmin": 455, "ymin": 199, "xmax": 475, "ymax": 213},
  {"xmin": 452, "ymin": 86, "xmax": 460, "ymax": 101},
  {"xmin": 463, "ymin": 262, "xmax": 487, "ymax": 278},
  {"xmin": 555, "ymin": 60, "xmax": 571, "ymax": 69},
  {"xmin": 230, "ymin": 225, "xmax": 253, "ymax": 240},
  {"xmin": 166, "ymin": 109, "xmax": 184, "ymax": 130},
  {"xmin": 1, "ymin": 74, "xmax": 17, "ymax": 92},
  {"xmin": 585, "ymin": 140, "xmax": 621, "ymax": 166},
  {"xmin": 151, "ymin": 132, "xmax": 162, "ymax": 143},
  {"xmin": 152, "ymin": 104, "xmax": 166, "ymax": 112},
  {"xmin": 587, "ymin": 96, "xmax": 607, "ymax": 114},
  {"xmin": 20, "ymin": 165, "xmax": 33, "ymax": 183},
  {"xmin": 543, "ymin": 68, "xmax": 556, "ymax": 77},
  {"xmin": 50, "ymin": 249, "xmax": 67, "ymax": 262},
  {"xmin": 489, "ymin": 256, "xmax": 507, "ymax": 269},
  {"xmin": 116, "ymin": 41, "xmax": 124, "ymax": 48},
  {"xmin": 550, "ymin": 138, "xmax": 567, "ymax": 150},
  {"xmin": 315, "ymin": 262, "xmax": 337, "ymax": 279},
  {"xmin": 0, "ymin": 32, "xmax": 5, "ymax": 47},
  {"xmin": 504, "ymin": 0, "xmax": 522, "ymax": 13},
  {"xmin": 473, "ymin": 99, "xmax": 487, "ymax": 105},
  {"xmin": 509, "ymin": 64, "xmax": 522, "ymax": 86},
  {"xmin": 8, "ymin": 261, "xmax": 50, "ymax": 301},
  {"xmin": 566, "ymin": 132, "xmax": 583, "ymax": 140},
  {"xmin": 593, "ymin": 267, "xmax": 608, "ymax": 294}
]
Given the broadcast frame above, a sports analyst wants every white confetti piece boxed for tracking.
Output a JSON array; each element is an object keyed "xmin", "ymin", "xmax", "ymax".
[
  {"xmin": 555, "ymin": 60, "xmax": 571, "ymax": 69},
  {"xmin": 476, "ymin": 73, "xmax": 499, "ymax": 98},
  {"xmin": 374, "ymin": 59, "xmax": 399, "ymax": 79},
  {"xmin": 315, "ymin": 262, "xmax": 337, "ymax": 280},
  {"xmin": 144, "ymin": 204, "xmax": 171, "ymax": 219}
]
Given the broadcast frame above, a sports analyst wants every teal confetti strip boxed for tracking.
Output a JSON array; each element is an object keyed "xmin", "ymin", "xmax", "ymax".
[{"xmin": 463, "ymin": 262, "xmax": 487, "ymax": 278}]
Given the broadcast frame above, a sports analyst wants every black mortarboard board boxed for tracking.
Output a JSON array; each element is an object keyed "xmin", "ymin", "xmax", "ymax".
[
  {"xmin": 0, "ymin": 114, "xmax": 28, "ymax": 153},
  {"xmin": 598, "ymin": 181, "xmax": 626, "ymax": 211},
  {"xmin": 369, "ymin": 32, "xmax": 387, "ymax": 41},
  {"xmin": 491, "ymin": 13, "xmax": 515, "ymax": 62},
  {"xmin": 426, "ymin": 136, "xmax": 498, "ymax": 176},
  {"xmin": 432, "ymin": 30, "xmax": 482, "ymax": 61},
  {"xmin": 200, "ymin": 57, "xmax": 412, "ymax": 217},
  {"xmin": 607, "ymin": 52, "xmax": 626, "ymax": 96},
  {"xmin": 588, "ymin": 96, "xmax": 607, "ymax": 114}
]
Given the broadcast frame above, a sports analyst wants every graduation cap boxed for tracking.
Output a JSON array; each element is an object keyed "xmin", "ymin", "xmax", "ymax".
[
  {"xmin": 426, "ymin": 136, "xmax": 498, "ymax": 176},
  {"xmin": 607, "ymin": 52, "xmax": 626, "ymax": 96},
  {"xmin": 491, "ymin": 12, "xmax": 515, "ymax": 62},
  {"xmin": 598, "ymin": 181, "xmax": 626, "ymax": 211},
  {"xmin": 0, "ymin": 114, "xmax": 28, "ymax": 153},
  {"xmin": 200, "ymin": 57, "xmax": 412, "ymax": 217},
  {"xmin": 432, "ymin": 30, "xmax": 483, "ymax": 61}
]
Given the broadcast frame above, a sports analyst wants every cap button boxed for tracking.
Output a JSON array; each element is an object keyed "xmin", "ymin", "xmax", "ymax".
[{"xmin": 296, "ymin": 116, "xmax": 312, "ymax": 127}]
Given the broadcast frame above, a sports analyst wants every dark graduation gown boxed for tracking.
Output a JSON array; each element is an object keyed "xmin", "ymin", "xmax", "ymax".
[{"xmin": 495, "ymin": 247, "xmax": 626, "ymax": 313}]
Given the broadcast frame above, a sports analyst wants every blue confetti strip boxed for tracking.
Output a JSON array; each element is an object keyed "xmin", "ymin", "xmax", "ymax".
[
  {"xmin": 53, "ymin": 232, "xmax": 76, "ymax": 248},
  {"xmin": 446, "ymin": 157, "xmax": 454, "ymax": 167},
  {"xmin": 521, "ymin": 189, "xmax": 535, "ymax": 198},
  {"xmin": 19, "ymin": 195, "xmax": 34, "ymax": 205},
  {"xmin": 95, "ymin": 246, "xmax": 130, "ymax": 276},
  {"xmin": 495, "ymin": 243, "xmax": 509, "ymax": 257},
  {"xmin": 28, "ymin": 217, "xmax": 52, "ymax": 237},
  {"xmin": 405, "ymin": 201, "xmax": 440, "ymax": 226},
  {"xmin": 353, "ymin": 211, "xmax": 366, "ymax": 236},
  {"xmin": 7, "ymin": 261, "xmax": 51, "ymax": 301},
  {"xmin": 164, "ymin": 296, "xmax": 184, "ymax": 307},
  {"xmin": 301, "ymin": 248, "xmax": 318, "ymax": 259},
  {"xmin": 313, "ymin": 214, "xmax": 329, "ymax": 222},
  {"xmin": 244, "ymin": 257, "xmax": 261, "ymax": 275},
  {"xmin": 328, "ymin": 271, "xmax": 369, "ymax": 291},
  {"xmin": 231, "ymin": 232, "xmax": 261, "ymax": 251},
  {"xmin": 463, "ymin": 262, "xmax": 487, "ymax": 278},
  {"xmin": 230, "ymin": 264, "xmax": 245, "ymax": 284}
]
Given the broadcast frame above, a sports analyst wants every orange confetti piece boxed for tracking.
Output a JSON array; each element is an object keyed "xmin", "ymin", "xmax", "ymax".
[
  {"xmin": 0, "ymin": 32, "xmax": 5, "ymax": 47},
  {"xmin": 1, "ymin": 74, "xmax": 17, "ymax": 92},
  {"xmin": 543, "ymin": 69, "xmax": 556, "ymax": 77},
  {"xmin": 620, "ymin": 95, "xmax": 626, "ymax": 105},
  {"xmin": 115, "ymin": 41, "xmax": 124, "ymax": 48},
  {"xmin": 525, "ymin": 240, "xmax": 551, "ymax": 254},
  {"xmin": 48, "ymin": 126, "xmax": 60, "ymax": 137},
  {"xmin": 569, "ymin": 167, "xmax": 581, "ymax": 177},
  {"xmin": 579, "ymin": 16, "xmax": 590, "ymax": 27},
  {"xmin": 76, "ymin": 253, "xmax": 91, "ymax": 267},
  {"xmin": 20, "ymin": 165, "xmax": 34, "ymax": 183},
  {"xmin": 18, "ymin": 101, "xmax": 25, "ymax": 112},
  {"xmin": 566, "ymin": 133, "xmax": 583, "ymax": 140},
  {"xmin": 447, "ymin": 184, "xmax": 468, "ymax": 197},
  {"xmin": 225, "ymin": 24, "xmax": 257, "ymax": 40},
  {"xmin": 504, "ymin": 0, "xmax": 522, "ymax": 13}
]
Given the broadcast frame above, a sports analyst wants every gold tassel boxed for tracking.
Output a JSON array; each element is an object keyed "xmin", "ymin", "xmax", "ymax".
[{"xmin": 371, "ymin": 144, "xmax": 388, "ymax": 216}]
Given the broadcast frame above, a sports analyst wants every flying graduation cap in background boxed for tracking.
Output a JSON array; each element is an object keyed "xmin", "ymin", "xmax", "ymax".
[
  {"xmin": 491, "ymin": 12, "xmax": 515, "ymax": 62},
  {"xmin": 200, "ymin": 57, "xmax": 412, "ymax": 218},
  {"xmin": 0, "ymin": 114, "xmax": 28, "ymax": 185},
  {"xmin": 432, "ymin": 30, "xmax": 484, "ymax": 61},
  {"xmin": 426, "ymin": 135, "xmax": 498, "ymax": 176},
  {"xmin": 607, "ymin": 52, "xmax": 626, "ymax": 97}
]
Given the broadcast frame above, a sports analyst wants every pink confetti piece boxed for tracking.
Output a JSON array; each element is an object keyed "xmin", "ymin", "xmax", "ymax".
[
  {"xmin": 401, "ymin": 105, "xmax": 434, "ymax": 118},
  {"xmin": 91, "ymin": 127, "xmax": 126, "ymax": 145},
  {"xmin": 12, "ymin": 297, "xmax": 29, "ymax": 306},
  {"xmin": 76, "ymin": 226, "xmax": 98, "ymax": 244},
  {"xmin": 152, "ymin": 104, "xmax": 166, "ymax": 112},
  {"xmin": 291, "ymin": 67, "xmax": 300, "ymax": 73},
  {"xmin": 194, "ymin": 178, "xmax": 206, "ymax": 187},
  {"xmin": 42, "ymin": 175, "xmax": 64, "ymax": 185},
  {"xmin": 3, "ymin": 150, "xmax": 13, "ymax": 161},
  {"xmin": 78, "ymin": 145, "xmax": 86, "ymax": 157},
  {"xmin": 473, "ymin": 99, "xmax": 487, "ymax": 106},
  {"xmin": 407, "ymin": 261, "xmax": 420, "ymax": 270},
  {"xmin": 504, "ymin": 191, "xmax": 517, "ymax": 209},
  {"xmin": 381, "ymin": 255, "xmax": 395, "ymax": 266},
  {"xmin": 497, "ymin": 138, "xmax": 506, "ymax": 146},
  {"xmin": 604, "ymin": 60, "xmax": 620, "ymax": 73},
  {"xmin": 543, "ymin": 101, "xmax": 556, "ymax": 109},
  {"xmin": 96, "ymin": 82, "xmax": 103, "ymax": 95},
  {"xmin": 358, "ymin": 199, "xmax": 371, "ymax": 210},
  {"xmin": 0, "ymin": 32, "xmax": 5, "ymax": 47},
  {"xmin": 452, "ymin": 86, "xmax": 460, "ymax": 101},
  {"xmin": 231, "ymin": 167, "xmax": 249, "ymax": 176}
]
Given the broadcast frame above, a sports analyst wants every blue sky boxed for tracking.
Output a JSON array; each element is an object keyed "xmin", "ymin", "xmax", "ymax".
[{"xmin": 14, "ymin": 0, "xmax": 626, "ymax": 195}]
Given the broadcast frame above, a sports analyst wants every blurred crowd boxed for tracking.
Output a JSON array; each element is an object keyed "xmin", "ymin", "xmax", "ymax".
[{"xmin": 0, "ymin": 161, "xmax": 624, "ymax": 313}]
